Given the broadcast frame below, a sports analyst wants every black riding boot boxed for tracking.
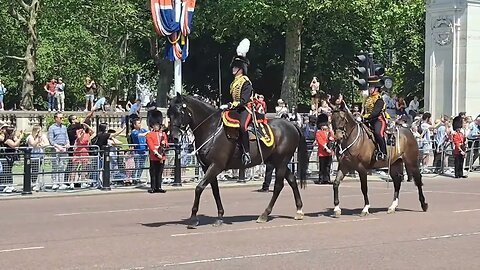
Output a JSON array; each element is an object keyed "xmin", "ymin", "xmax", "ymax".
[
  {"xmin": 240, "ymin": 129, "xmax": 251, "ymax": 165},
  {"xmin": 376, "ymin": 135, "xmax": 387, "ymax": 160}
]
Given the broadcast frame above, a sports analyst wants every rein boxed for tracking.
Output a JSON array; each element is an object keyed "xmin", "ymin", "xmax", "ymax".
[
  {"xmin": 187, "ymin": 124, "xmax": 223, "ymax": 156},
  {"xmin": 184, "ymin": 108, "xmax": 222, "ymax": 157},
  {"xmin": 189, "ymin": 110, "xmax": 221, "ymax": 133},
  {"xmin": 338, "ymin": 123, "xmax": 361, "ymax": 155}
]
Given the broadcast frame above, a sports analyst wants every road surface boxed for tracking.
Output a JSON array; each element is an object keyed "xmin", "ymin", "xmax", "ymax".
[{"xmin": 1, "ymin": 177, "xmax": 479, "ymax": 269}]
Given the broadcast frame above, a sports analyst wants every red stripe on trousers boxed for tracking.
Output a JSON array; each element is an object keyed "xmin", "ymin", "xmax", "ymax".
[
  {"xmin": 378, "ymin": 117, "xmax": 386, "ymax": 137},
  {"xmin": 244, "ymin": 114, "xmax": 252, "ymax": 131}
]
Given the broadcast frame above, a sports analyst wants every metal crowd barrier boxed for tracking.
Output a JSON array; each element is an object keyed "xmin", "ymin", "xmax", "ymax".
[
  {"xmin": 32, "ymin": 145, "xmax": 102, "ymax": 191},
  {"xmin": 415, "ymin": 137, "xmax": 480, "ymax": 177},
  {"xmin": 0, "ymin": 147, "xmax": 28, "ymax": 193},
  {"xmin": 5, "ymin": 137, "xmax": 478, "ymax": 195}
]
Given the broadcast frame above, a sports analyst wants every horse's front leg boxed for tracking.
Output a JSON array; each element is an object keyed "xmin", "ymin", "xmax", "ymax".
[
  {"xmin": 210, "ymin": 178, "xmax": 225, "ymax": 227},
  {"xmin": 187, "ymin": 164, "xmax": 222, "ymax": 229},
  {"xmin": 333, "ymin": 163, "xmax": 348, "ymax": 217},
  {"xmin": 358, "ymin": 169, "xmax": 370, "ymax": 216}
]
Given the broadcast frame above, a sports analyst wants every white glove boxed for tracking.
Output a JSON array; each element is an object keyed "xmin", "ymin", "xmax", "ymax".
[{"xmin": 219, "ymin": 104, "xmax": 229, "ymax": 110}]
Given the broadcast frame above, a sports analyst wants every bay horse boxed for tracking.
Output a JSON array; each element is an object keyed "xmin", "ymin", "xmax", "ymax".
[
  {"xmin": 167, "ymin": 95, "xmax": 308, "ymax": 228},
  {"xmin": 330, "ymin": 102, "xmax": 428, "ymax": 217}
]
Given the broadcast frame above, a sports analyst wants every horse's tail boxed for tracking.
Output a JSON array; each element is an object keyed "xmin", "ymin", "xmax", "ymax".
[{"xmin": 295, "ymin": 125, "xmax": 308, "ymax": 189}]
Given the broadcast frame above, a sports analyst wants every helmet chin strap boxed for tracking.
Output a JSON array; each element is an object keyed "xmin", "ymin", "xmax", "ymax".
[{"xmin": 234, "ymin": 68, "xmax": 242, "ymax": 76}]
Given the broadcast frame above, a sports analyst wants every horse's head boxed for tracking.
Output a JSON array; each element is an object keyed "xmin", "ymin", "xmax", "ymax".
[
  {"xmin": 330, "ymin": 100, "xmax": 349, "ymax": 140},
  {"xmin": 167, "ymin": 94, "xmax": 192, "ymax": 140}
]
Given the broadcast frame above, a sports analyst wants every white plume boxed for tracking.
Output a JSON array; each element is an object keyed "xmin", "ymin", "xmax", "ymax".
[{"xmin": 236, "ymin": 38, "xmax": 250, "ymax": 57}]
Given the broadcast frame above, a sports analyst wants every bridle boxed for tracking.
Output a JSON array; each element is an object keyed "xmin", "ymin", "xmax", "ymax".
[
  {"xmin": 332, "ymin": 111, "xmax": 348, "ymax": 140},
  {"xmin": 170, "ymin": 102, "xmax": 222, "ymax": 156},
  {"xmin": 332, "ymin": 111, "xmax": 361, "ymax": 155},
  {"xmin": 171, "ymin": 104, "xmax": 219, "ymax": 135}
]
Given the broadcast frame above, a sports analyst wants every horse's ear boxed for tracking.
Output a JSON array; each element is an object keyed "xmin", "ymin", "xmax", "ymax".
[{"xmin": 172, "ymin": 92, "xmax": 183, "ymax": 103}]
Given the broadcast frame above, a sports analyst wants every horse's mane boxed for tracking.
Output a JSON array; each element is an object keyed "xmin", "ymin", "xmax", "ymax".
[{"xmin": 184, "ymin": 95, "xmax": 218, "ymax": 113}]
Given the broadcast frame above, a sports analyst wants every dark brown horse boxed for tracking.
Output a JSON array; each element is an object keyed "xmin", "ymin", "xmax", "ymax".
[
  {"xmin": 167, "ymin": 95, "xmax": 308, "ymax": 228},
  {"xmin": 330, "ymin": 102, "xmax": 428, "ymax": 217}
]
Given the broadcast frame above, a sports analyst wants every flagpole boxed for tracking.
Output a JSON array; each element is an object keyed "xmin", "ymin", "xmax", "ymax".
[
  {"xmin": 218, "ymin": 53, "xmax": 222, "ymax": 102},
  {"xmin": 174, "ymin": 0, "xmax": 182, "ymax": 95}
]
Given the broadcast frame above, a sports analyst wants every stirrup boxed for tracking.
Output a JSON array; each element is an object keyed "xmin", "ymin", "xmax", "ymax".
[
  {"xmin": 242, "ymin": 152, "xmax": 252, "ymax": 165},
  {"xmin": 376, "ymin": 151, "xmax": 387, "ymax": 161}
]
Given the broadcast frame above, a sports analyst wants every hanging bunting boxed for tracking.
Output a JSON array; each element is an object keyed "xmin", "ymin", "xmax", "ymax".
[{"xmin": 151, "ymin": 0, "xmax": 196, "ymax": 61}]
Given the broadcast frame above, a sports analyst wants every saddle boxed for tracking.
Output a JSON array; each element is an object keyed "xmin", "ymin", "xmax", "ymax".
[
  {"xmin": 363, "ymin": 122, "xmax": 396, "ymax": 147},
  {"xmin": 221, "ymin": 110, "xmax": 275, "ymax": 147},
  {"xmin": 362, "ymin": 122, "xmax": 396, "ymax": 161}
]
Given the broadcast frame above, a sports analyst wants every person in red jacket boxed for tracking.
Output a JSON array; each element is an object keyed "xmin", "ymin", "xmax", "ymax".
[
  {"xmin": 315, "ymin": 113, "xmax": 335, "ymax": 184},
  {"xmin": 146, "ymin": 110, "xmax": 169, "ymax": 193},
  {"xmin": 255, "ymin": 94, "xmax": 267, "ymax": 114},
  {"xmin": 451, "ymin": 116, "xmax": 467, "ymax": 178}
]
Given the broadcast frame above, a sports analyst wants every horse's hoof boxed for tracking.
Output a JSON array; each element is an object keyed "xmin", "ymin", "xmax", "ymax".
[
  {"xmin": 212, "ymin": 219, "xmax": 223, "ymax": 227},
  {"xmin": 360, "ymin": 211, "xmax": 369, "ymax": 217},
  {"xmin": 334, "ymin": 210, "xmax": 342, "ymax": 218},
  {"xmin": 186, "ymin": 218, "xmax": 199, "ymax": 229},
  {"xmin": 256, "ymin": 214, "xmax": 268, "ymax": 223},
  {"xmin": 422, "ymin": 203, "xmax": 429, "ymax": 212},
  {"xmin": 387, "ymin": 208, "xmax": 396, "ymax": 214},
  {"xmin": 294, "ymin": 212, "xmax": 304, "ymax": 220}
]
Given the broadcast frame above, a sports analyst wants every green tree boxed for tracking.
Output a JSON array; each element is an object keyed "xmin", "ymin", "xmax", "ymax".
[
  {"xmin": 370, "ymin": 0, "xmax": 425, "ymax": 98},
  {"xmin": 4, "ymin": 0, "xmax": 41, "ymax": 110}
]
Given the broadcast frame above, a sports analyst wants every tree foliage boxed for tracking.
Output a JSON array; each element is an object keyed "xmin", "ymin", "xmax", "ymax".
[{"xmin": 0, "ymin": 0, "xmax": 426, "ymax": 112}]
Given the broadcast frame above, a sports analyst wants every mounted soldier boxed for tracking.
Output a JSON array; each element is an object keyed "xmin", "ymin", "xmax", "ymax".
[
  {"xmin": 362, "ymin": 75, "xmax": 388, "ymax": 160},
  {"xmin": 220, "ymin": 38, "xmax": 254, "ymax": 165}
]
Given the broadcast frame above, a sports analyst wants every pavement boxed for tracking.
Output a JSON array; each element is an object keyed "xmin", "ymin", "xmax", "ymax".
[{"xmin": 1, "ymin": 175, "xmax": 479, "ymax": 269}]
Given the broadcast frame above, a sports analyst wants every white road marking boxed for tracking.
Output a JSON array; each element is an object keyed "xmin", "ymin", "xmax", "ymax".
[
  {"xmin": 171, "ymin": 218, "xmax": 379, "ymax": 237},
  {"xmin": 426, "ymin": 191, "xmax": 480, "ymax": 196},
  {"xmin": 453, "ymin": 208, "xmax": 480, "ymax": 213},
  {"xmin": 417, "ymin": 232, "xmax": 480, "ymax": 241},
  {"xmin": 0, "ymin": 246, "xmax": 44, "ymax": 253},
  {"xmin": 162, "ymin": 249, "xmax": 310, "ymax": 267},
  {"xmin": 55, "ymin": 206, "xmax": 176, "ymax": 216}
]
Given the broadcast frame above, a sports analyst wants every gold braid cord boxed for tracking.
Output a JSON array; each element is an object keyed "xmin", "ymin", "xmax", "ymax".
[{"xmin": 229, "ymin": 75, "xmax": 250, "ymax": 104}]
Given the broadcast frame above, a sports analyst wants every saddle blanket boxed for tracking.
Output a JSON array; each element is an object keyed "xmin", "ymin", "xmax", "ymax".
[{"xmin": 221, "ymin": 111, "xmax": 274, "ymax": 147}]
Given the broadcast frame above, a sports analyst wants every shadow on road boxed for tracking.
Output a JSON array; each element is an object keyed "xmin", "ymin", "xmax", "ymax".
[
  {"xmin": 305, "ymin": 207, "xmax": 419, "ymax": 218},
  {"xmin": 140, "ymin": 214, "xmax": 295, "ymax": 228}
]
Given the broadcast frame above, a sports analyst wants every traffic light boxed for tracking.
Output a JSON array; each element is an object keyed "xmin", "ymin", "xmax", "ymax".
[
  {"xmin": 374, "ymin": 64, "xmax": 385, "ymax": 77},
  {"xmin": 354, "ymin": 53, "xmax": 369, "ymax": 90}
]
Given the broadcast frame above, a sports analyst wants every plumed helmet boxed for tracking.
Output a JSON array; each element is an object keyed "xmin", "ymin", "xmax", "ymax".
[
  {"xmin": 148, "ymin": 109, "xmax": 164, "ymax": 128},
  {"xmin": 452, "ymin": 115, "xmax": 463, "ymax": 130},
  {"xmin": 316, "ymin": 113, "xmax": 329, "ymax": 128},
  {"xmin": 368, "ymin": 75, "xmax": 384, "ymax": 89},
  {"xmin": 230, "ymin": 38, "xmax": 250, "ymax": 75}
]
